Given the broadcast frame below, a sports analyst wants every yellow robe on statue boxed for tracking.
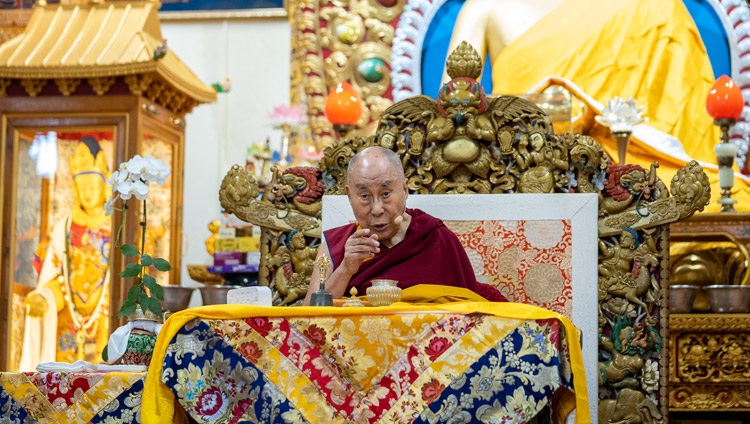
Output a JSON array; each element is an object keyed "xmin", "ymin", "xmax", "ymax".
[{"xmin": 491, "ymin": 0, "xmax": 749, "ymax": 212}]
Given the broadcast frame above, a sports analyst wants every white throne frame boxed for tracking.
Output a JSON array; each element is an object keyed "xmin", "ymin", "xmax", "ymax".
[{"xmin": 323, "ymin": 193, "xmax": 598, "ymax": 421}]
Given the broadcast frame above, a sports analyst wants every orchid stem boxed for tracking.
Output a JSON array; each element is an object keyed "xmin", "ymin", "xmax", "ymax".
[{"xmin": 140, "ymin": 197, "xmax": 147, "ymax": 287}]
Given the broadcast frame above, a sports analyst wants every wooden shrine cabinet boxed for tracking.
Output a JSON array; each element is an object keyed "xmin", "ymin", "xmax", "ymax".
[{"xmin": 0, "ymin": 0, "xmax": 215, "ymax": 371}]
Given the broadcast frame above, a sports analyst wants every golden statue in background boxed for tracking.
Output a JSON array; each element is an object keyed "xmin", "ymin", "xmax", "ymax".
[{"xmin": 22, "ymin": 137, "xmax": 111, "ymax": 368}]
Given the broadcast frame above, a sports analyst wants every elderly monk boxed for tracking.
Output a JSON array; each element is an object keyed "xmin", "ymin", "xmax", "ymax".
[{"xmin": 303, "ymin": 146, "xmax": 506, "ymax": 305}]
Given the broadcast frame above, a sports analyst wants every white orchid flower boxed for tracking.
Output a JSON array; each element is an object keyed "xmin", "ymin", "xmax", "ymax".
[
  {"xmin": 116, "ymin": 181, "xmax": 134, "ymax": 200},
  {"xmin": 122, "ymin": 155, "xmax": 147, "ymax": 180},
  {"xmin": 108, "ymin": 169, "xmax": 129, "ymax": 188},
  {"xmin": 116, "ymin": 179, "xmax": 149, "ymax": 200},
  {"xmin": 132, "ymin": 180, "xmax": 150, "ymax": 200},
  {"xmin": 142, "ymin": 156, "xmax": 171, "ymax": 185}
]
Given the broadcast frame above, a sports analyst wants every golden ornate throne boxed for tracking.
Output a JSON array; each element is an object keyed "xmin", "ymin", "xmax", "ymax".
[{"xmin": 221, "ymin": 43, "xmax": 711, "ymax": 423}]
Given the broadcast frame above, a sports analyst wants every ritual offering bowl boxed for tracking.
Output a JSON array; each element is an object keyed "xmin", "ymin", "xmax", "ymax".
[
  {"xmin": 199, "ymin": 285, "xmax": 244, "ymax": 305},
  {"xmin": 366, "ymin": 279, "xmax": 402, "ymax": 306},
  {"xmin": 669, "ymin": 285, "xmax": 698, "ymax": 313},
  {"xmin": 162, "ymin": 285, "xmax": 195, "ymax": 313},
  {"xmin": 704, "ymin": 285, "xmax": 750, "ymax": 313}
]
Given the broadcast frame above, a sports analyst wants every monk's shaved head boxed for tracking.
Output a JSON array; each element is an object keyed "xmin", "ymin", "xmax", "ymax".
[{"xmin": 347, "ymin": 146, "xmax": 404, "ymax": 183}]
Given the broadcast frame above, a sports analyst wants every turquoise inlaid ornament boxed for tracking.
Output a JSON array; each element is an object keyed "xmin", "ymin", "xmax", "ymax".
[{"xmin": 358, "ymin": 57, "xmax": 386, "ymax": 83}]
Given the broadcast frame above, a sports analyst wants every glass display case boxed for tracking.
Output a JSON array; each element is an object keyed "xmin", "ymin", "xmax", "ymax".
[
  {"xmin": 0, "ymin": 106, "xmax": 186, "ymax": 371},
  {"xmin": 0, "ymin": 0, "xmax": 214, "ymax": 371}
]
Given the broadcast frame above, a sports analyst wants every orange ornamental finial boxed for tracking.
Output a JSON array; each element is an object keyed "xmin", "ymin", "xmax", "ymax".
[
  {"xmin": 324, "ymin": 81, "xmax": 363, "ymax": 126},
  {"xmin": 706, "ymin": 75, "xmax": 744, "ymax": 121}
]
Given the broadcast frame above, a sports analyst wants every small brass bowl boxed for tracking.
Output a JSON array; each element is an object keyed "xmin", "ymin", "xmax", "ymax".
[
  {"xmin": 199, "ymin": 285, "xmax": 244, "ymax": 305},
  {"xmin": 669, "ymin": 285, "xmax": 698, "ymax": 314},
  {"xmin": 704, "ymin": 285, "xmax": 750, "ymax": 313},
  {"xmin": 162, "ymin": 285, "xmax": 195, "ymax": 313},
  {"xmin": 366, "ymin": 279, "xmax": 402, "ymax": 306}
]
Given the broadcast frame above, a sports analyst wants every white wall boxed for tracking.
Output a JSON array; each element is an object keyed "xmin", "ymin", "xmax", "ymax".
[{"xmin": 161, "ymin": 18, "xmax": 291, "ymax": 303}]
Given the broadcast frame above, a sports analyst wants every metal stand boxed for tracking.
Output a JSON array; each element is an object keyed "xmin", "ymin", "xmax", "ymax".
[{"xmin": 714, "ymin": 118, "xmax": 739, "ymax": 213}]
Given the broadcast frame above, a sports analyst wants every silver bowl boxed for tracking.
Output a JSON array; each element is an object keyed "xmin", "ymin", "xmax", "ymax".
[
  {"xmin": 669, "ymin": 285, "xmax": 698, "ymax": 313},
  {"xmin": 199, "ymin": 285, "xmax": 244, "ymax": 305},
  {"xmin": 162, "ymin": 285, "xmax": 195, "ymax": 313},
  {"xmin": 704, "ymin": 285, "xmax": 750, "ymax": 313}
]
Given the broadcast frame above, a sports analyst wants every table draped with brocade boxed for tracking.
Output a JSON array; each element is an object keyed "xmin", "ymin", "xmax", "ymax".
[
  {"xmin": 142, "ymin": 302, "xmax": 589, "ymax": 423},
  {"xmin": 0, "ymin": 371, "xmax": 145, "ymax": 423}
]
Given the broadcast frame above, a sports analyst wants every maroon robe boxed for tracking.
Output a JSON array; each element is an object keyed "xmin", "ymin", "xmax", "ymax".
[{"xmin": 324, "ymin": 208, "xmax": 507, "ymax": 302}]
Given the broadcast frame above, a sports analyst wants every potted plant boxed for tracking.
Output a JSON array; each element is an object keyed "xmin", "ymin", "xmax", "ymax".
[{"xmin": 102, "ymin": 155, "xmax": 171, "ymax": 366}]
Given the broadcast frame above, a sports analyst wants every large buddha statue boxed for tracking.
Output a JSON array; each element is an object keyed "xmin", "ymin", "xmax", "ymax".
[
  {"xmin": 446, "ymin": 0, "xmax": 748, "ymax": 211},
  {"xmin": 21, "ymin": 136, "xmax": 111, "ymax": 369}
]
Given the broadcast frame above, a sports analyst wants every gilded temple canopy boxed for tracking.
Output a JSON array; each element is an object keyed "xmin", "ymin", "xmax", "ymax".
[{"xmin": 0, "ymin": 0, "xmax": 216, "ymax": 112}]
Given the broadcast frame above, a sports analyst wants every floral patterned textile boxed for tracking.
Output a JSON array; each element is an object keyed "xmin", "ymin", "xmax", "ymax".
[
  {"xmin": 0, "ymin": 371, "xmax": 145, "ymax": 423},
  {"xmin": 446, "ymin": 219, "xmax": 574, "ymax": 317},
  {"xmin": 162, "ymin": 312, "xmax": 575, "ymax": 423}
]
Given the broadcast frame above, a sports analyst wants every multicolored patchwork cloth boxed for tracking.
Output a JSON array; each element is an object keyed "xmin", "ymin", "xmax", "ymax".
[
  {"xmin": 143, "ymin": 300, "xmax": 589, "ymax": 423},
  {"xmin": 0, "ymin": 371, "xmax": 145, "ymax": 423}
]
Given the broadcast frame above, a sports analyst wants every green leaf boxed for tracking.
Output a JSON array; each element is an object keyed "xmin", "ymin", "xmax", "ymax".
[
  {"xmin": 118, "ymin": 302, "xmax": 137, "ymax": 318},
  {"xmin": 144, "ymin": 275, "xmax": 164, "ymax": 300},
  {"xmin": 138, "ymin": 292, "xmax": 151, "ymax": 307},
  {"xmin": 143, "ymin": 274, "xmax": 157, "ymax": 288},
  {"xmin": 120, "ymin": 262, "xmax": 143, "ymax": 278},
  {"xmin": 152, "ymin": 284, "xmax": 164, "ymax": 300},
  {"xmin": 145, "ymin": 297, "xmax": 163, "ymax": 318},
  {"xmin": 140, "ymin": 254, "xmax": 153, "ymax": 266},
  {"xmin": 119, "ymin": 244, "xmax": 140, "ymax": 257},
  {"xmin": 153, "ymin": 258, "xmax": 172, "ymax": 272},
  {"xmin": 126, "ymin": 285, "xmax": 142, "ymax": 304}
]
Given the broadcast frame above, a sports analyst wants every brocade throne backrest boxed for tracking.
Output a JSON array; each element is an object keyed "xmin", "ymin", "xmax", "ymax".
[{"xmin": 220, "ymin": 43, "xmax": 712, "ymax": 424}]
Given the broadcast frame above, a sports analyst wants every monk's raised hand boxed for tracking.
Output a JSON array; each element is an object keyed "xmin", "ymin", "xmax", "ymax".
[{"xmin": 341, "ymin": 228, "xmax": 380, "ymax": 274}]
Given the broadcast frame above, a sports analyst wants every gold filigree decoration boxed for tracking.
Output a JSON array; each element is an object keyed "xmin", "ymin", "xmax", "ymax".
[
  {"xmin": 88, "ymin": 77, "xmax": 116, "ymax": 96},
  {"xmin": 0, "ymin": 78, "xmax": 10, "ymax": 97},
  {"xmin": 20, "ymin": 78, "xmax": 46, "ymax": 96},
  {"xmin": 364, "ymin": 17, "xmax": 394, "ymax": 45},
  {"xmin": 675, "ymin": 333, "xmax": 750, "ymax": 382},
  {"xmin": 350, "ymin": 42, "xmax": 392, "ymax": 98},
  {"xmin": 671, "ymin": 313, "xmax": 750, "ymax": 332},
  {"xmin": 294, "ymin": 0, "xmax": 402, "ymax": 147},
  {"xmin": 293, "ymin": 0, "xmax": 334, "ymax": 147},
  {"xmin": 168, "ymin": 92, "xmax": 187, "ymax": 114},
  {"xmin": 219, "ymin": 164, "xmax": 324, "ymax": 303},
  {"xmin": 145, "ymin": 79, "xmax": 167, "ymax": 103},
  {"xmin": 124, "ymin": 74, "xmax": 153, "ymax": 96},
  {"xmin": 445, "ymin": 41, "xmax": 483, "ymax": 80},
  {"xmin": 602, "ymin": 214, "xmax": 641, "ymax": 230},
  {"xmin": 54, "ymin": 78, "xmax": 81, "ymax": 96},
  {"xmin": 670, "ymin": 384, "xmax": 750, "ymax": 410},
  {"xmin": 670, "ymin": 160, "xmax": 711, "ymax": 218},
  {"xmin": 365, "ymin": 0, "xmax": 406, "ymax": 22},
  {"xmin": 121, "ymin": 74, "xmax": 195, "ymax": 115},
  {"xmin": 219, "ymin": 165, "xmax": 321, "ymax": 237}
]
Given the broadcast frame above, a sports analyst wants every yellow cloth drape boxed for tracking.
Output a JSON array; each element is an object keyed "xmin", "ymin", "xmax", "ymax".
[
  {"xmin": 492, "ymin": 0, "xmax": 749, "ymax": 212},
  {"xmin": 400, "ymin": 284, "xmax": 489, "ymax": 303},
  {"xmin": 141, "ymin": 291, "xmax": 590, "ymax": 423}
]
